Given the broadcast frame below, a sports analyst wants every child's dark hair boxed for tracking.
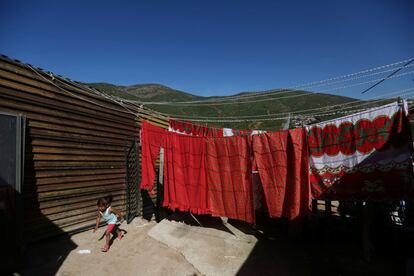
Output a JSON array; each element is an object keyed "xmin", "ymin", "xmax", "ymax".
[{"xmin": 97, "ymin": 195, "xmax": 113, "ymax": 207}]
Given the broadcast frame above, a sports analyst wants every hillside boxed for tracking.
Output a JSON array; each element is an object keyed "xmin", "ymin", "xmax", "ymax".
[{"xmin": 87, "ymin": 83, "xmax": 359, "ymax": 129}]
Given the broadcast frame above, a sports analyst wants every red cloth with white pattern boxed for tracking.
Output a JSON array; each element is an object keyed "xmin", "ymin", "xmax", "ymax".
[{"xmin": 307, "ymin": 101, "xmax": 414, "ymax": 199}]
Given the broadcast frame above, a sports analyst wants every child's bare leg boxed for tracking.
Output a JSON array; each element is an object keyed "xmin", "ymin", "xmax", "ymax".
[
  {"xmin": 105, "ymin": 231, "xmax": 110, "ymax": 247},
  {"xmin": 116, "ymin": 226, "xmax": 124, "ymax": 240}
]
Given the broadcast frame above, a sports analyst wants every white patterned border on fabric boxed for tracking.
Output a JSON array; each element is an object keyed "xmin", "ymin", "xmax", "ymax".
[{"xmin": 307, "ymin": 100, "xmax": 414, "ymax": 199}]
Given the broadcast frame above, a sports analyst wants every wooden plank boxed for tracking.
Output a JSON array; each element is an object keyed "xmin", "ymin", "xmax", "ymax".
[
  {"xmin": 35, "ymin": 173, "xmax": 125, "ymax": 185},
  {"xmin": 25, "ymin": 111, "xmax": 136, "ymax": 137},
  {"xmin": 25, "ymin": 201, "xmax": 124, "ymax": 228},
  {"xmin": 0, "ymin": 79, "xmax": 134, "ymax": 126},
  {"xmin": 0, "ymin": 94, "xmax": 137, "ymax": 132},
  {"xmin": 36, "ymin": 179, "xmax": 125, "ymax": 192},
  {"xmin": 25, "ymin": 199, "xmax": 125, "ymax": 220},
  {"xmin": 31, "ymin": 139, "xmax": 125, "ymax": 152},
  {"xmin": 0, "ymin": 58, "xmax": 121, "ymax": 105},
  {"xmin": 37, "ymin": 184, "xmax": 125, "ymax": 199},
  {"xmin": 32, "ymin": 146, "xmax": 124, "ymax": 156},
  {"xmin": 22, "ymin": 185, "xmax": 125, "ymax": 203},
  {"xmin": 29, "ymin": 128, "xmax": 129, "ymax": 145},
  {"xmin": 28, "ymin": 190, "xmax": 125, "ymax": 210},
  {"xmin": 33, "ymin": 160, "xmax": 124, "ymax": 169},
  {"xmin": 31, "ymin": 153, "xmax": 124, "ymax": 162},
  {"xmin": 28, "ymin": 120, "xmax": 128, "ymax": 140},
  {"xmin": 0, "ymin": 75, "xmax": 135, "ymax": 122},
  {"xmin": 34, "ymin": 168, "xmax": 125, "ymax": 178}
]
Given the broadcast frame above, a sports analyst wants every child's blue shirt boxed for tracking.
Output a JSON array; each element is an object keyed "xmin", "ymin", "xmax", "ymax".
[{"xmin": 100, "ymin": 206, "xmax": 117, "ymax": 224}]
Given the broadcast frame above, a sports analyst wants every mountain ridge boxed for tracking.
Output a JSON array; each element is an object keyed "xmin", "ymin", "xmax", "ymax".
[{"xmin": 86, "ymin": 82, "xmax": 361, "ymax": 129}]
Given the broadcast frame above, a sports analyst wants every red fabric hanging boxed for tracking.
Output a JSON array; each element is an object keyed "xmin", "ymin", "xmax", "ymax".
[
  {"xmin": 232, "ymin": 129, "xmax": 252, "ymax": 136},
  {"xmin": 141, "ymin": 120, "xmax": 310, "ymax": 223},
  {"xmin": 169, "ymin": 119, "xmax": 224, "ymax": 137},
  {"xmin": 252, "ymin": 128, "xmax": 311, "ymax": 219},
  {"xmin": 205, "ymin": 136, "xmax": 255, "ymax": 224},
  {"xmin": 163, "ymin": 133, "xmax": 210, "ymax": 214},
  {"xmin": 140, "ymin": 121, "xmax": 210, "ymax": 214},
  {"xmin": 140, "ymin": 121, "xmax": 166, "ymax": 190}
]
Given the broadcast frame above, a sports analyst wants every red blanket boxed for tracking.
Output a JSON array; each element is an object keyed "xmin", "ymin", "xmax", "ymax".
[
  {"xmin": 252, "ymin": 128, "xmax": 311, "ymax": 219},
  {"xmin": 140, "ymin": 121, "xmax": 210, "ymax": 214},
  {"xmin": 205, "ymin": 136, "xmax": 255, "ymax": 223},
  {"xmin": 141, "ymin": 121, "xmax": 311, "ymax": 223},
  {"xmin": 163, "ymin": 134, "xmax": 210, "ymax": 214}
]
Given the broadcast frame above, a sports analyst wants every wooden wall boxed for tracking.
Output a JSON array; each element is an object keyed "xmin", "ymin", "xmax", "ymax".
[{"xmin": 0, "ymin": 56, "xmax": 143, "ymax": 241}]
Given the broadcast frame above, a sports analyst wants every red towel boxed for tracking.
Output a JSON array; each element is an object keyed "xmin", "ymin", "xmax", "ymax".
[
  {"xmin": 252, "ymin": 129, "xmax": 311, "ymax": 219},
  {"xmin": 205, "ymin": 136, "xmax": 255, "ymax": 224},
  {"xmin": 163, "ymin": 134, "xmax": 210, "ymax": 214},
  {"xmin": 140, "ymin": 121, "xmax": 166, "ymax": 190},
  {"xmin": 140, "ymin": 121, "xmax": 210, "ymax": 214}
]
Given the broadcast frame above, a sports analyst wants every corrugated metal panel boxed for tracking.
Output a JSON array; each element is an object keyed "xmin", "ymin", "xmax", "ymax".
[{"xmin": 0, "ymin": 56, "xmax": 148, "ymax": 241}]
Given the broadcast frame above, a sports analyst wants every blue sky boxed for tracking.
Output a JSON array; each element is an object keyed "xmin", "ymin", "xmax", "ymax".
[{"xmin": 0, "ymin": 0, "xmax": 413, "ymax": 98}]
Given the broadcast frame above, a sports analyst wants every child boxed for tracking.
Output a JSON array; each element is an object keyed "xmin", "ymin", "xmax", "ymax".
[{"xmin": 93, "ymin": 195, "xmax": 125, "ymax": 252}]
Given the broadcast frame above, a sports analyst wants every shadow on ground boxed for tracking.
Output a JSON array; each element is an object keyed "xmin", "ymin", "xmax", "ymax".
[
  {"xmin": 1, "ymin": 134, "xmax": 79, "ymax": 276},
  {"xmin": 0, "ymin": 185, "xmax": 78, "ymax": 276},
  {"xmin": 235, "ymin": 212, "xmax": 411, "ymax": 276},
  {"xmin": 167, "ymin": 211, "xmax": 236, "ymax": 236}
]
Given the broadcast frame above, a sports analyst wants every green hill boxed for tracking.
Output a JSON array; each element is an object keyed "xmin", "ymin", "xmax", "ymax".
[{"xmin": 86, "ymin": 83, "xmax": 362, "ymax": 130}]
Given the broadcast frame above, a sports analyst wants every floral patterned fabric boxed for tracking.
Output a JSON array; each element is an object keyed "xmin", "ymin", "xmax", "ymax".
[{"xmin": 307, "ymin": 101, "xmax": 414, "ymax": 199}]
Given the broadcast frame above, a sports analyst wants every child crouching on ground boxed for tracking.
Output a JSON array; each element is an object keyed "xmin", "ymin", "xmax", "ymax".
[{"xmin": 93, "ymin": 195, "xmax": 125, "ymax": 252}]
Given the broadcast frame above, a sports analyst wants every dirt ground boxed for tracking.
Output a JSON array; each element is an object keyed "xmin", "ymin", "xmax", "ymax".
[
  {"xmin": 19, "ymin": 219, "xmax": 201, "ymax": 276},
  {"xmin": 17, "ymin": 214, "xmax": 409, "ymax": 276}
]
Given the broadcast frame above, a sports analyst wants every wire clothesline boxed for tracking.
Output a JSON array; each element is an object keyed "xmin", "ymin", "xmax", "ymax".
[
  {"xmin": 138, "ymin": 61, "xmax": 414, "ymax": 105},
  {"xmin": 59, "ymin": 57, "xmax": 408, "ymax": 109},
  {"xmin": 121, "ymin": 58, "xmax": 414, "ymax": 105},
  {"xmin": 24, "ymin": 57, "xmax": 414, "ymax": 124},
  {"xmin": 149, "ymin": 87, "xmax": 414, "ymax": 120},
  {"xmin": 118, "ymin": 70, "xmax": 414, "ymax": 106},
  {"xmin": 170, "ymin": 91, "xmax": 414, "ymax": 123}
]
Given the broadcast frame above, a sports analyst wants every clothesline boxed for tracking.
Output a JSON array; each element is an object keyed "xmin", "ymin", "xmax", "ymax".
[
  {"xmin": 163, "ymin": 63, "xmax": 414, "ymax": 104},
  {"xmin": 140, "ymin": 101, "xmax": 414, "ymax": 224},
  {"xmin": 137, "ymin": 70, "xmax": 414, "ymax": 106},
  {"xmin": 158, "ymin": 87, "xmax": 414, "ymax": 120},
  {"xmin": 24, "ymin": 54, "xmax": 414, "ymax": 124},
  {"xmin": 124, "ymin": 58, "xmax": 414, "ymax": 105}
]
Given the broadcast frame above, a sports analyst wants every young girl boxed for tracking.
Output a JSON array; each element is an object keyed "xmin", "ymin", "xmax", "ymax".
[{"xmin": 93, "ymin": 195, "xmax": 125, "ymax": 252}]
